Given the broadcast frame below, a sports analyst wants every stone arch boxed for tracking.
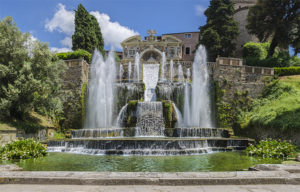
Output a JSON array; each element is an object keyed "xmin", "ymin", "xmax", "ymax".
[{"xmin": 139, "ymin": 47, "xmax": 163, "ymax": 62}]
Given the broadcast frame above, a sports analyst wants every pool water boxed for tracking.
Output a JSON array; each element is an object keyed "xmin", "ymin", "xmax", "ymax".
[{"xmin": 1, "ymin": 151, "xmax": 282, "ymax": 172}]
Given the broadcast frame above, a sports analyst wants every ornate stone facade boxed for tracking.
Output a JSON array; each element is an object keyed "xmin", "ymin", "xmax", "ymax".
[{"xmin": 121, "ymin": 31, "xmax": 185, "ymax": 64}]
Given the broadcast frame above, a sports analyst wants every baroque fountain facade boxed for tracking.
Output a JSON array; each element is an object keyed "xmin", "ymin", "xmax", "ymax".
[{"xmin": 48, "ymin": 31, "xmax": 251, "ymax": 155}]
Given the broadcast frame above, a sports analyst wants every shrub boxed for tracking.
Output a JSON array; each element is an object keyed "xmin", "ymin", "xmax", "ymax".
[
  {"xmin": 246, "ymin": 139, "xmax": 297, "ymax": 158},
  {"xmin": 56, "ymin": 49, "xmax": 92, "ymax": 63},
  {"xmin": 243, "ymin": 42, "xmax": 269, "ymax": 59},
  {"xmin": 0, "ymin": 139, "xmax": 47, "ymax": 160},
  {"xmin": 274, "ymin": 66, "xmax": 300, "ymax": 76}
]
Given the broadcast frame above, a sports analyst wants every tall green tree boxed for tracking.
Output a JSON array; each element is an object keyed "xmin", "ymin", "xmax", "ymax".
[
  {"xmin": 247, "ymin": 0, "xmax": 300, "ymax": 57},
  {"xmin": 0, "ymin": 17, "xmax": 66, "ymax": 120},
  {"xmin": 72, "ymin": 4, "xmax": 105, "ymax": 54},
  {"xmin": 199, "ymin": 0, "xmax": 239, "ymax": 61}
]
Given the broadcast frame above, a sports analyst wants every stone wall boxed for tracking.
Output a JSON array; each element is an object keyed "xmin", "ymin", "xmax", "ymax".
[
  {"xmin": 213, "ymin": 57, "xmax": 274, "ymax": 99},
  {"xmin": 62, "ymin": 59, "xmax": 89, "ymax": 129},
  {"xmin": 213, "ymin": 57, "xmax": 274, "ymax": 127}
]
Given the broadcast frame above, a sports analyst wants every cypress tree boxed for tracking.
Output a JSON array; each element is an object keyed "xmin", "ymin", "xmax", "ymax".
[
  {"xmin": 199, "ymin": 0, "xmax": 239, "ymax": 61},
  {"xmin": 72, "ymin": 4, "xmax": 104, "ymax": 54}
]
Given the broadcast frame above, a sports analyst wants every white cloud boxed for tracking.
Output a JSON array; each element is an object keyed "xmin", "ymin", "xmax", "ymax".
[
  {"xmin": 50, "ymin": 47, "xmax": 72, "ymax": 53},
  {"xmin": 45, "ymin": 3, "xmax": 75, "ymax": 35},
  {"xmin": 90, "ymin": 11, "xmax": 139, "ymax": 49},
  {"xmin": 45, "ymin": 4, "xmax": 139, "ymax": 50},
  {"xmin": 60, "ymin": 37, "xmax": 72, "ymax": 48},
  {"xmin": 195, "ymin": 5, "xmax": 206, "ymax": 16}
]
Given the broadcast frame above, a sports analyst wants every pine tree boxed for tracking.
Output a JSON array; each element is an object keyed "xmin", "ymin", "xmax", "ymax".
[
  {"xmin": 72, "ymin": 4, "xmax": 104, "ymax": 54},
  {"xmin": 247, "ymin": 0, "xmax": 299, "ymax": 57},
  {"xmin": 199, "ymin": 0, "xmax": 239, "ymax": 61}
]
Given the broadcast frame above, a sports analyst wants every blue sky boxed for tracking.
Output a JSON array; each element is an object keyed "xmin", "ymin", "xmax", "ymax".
[{"xmin": 0, "ymin": 0, "xmax": 209, "ymax": 52}]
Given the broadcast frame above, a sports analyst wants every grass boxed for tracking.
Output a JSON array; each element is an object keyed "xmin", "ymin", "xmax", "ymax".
[
  {"xmin": 235, "ymin": 75, "xmax": 300, "ymax": 145},
  {"xmin": 0, "ymin": 112, "xmax": 54, "ymax": 133}
]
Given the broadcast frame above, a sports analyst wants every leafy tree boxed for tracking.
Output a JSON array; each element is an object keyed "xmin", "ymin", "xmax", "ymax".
[
  {"xmin": 199, "ymin": 0, "xmax": 239, "ymax": 61},
  {"xmin": 247, "ymin": 0, "xmax": 300, "ymax": 57},
  {"xmin": 72, "ymin": 4, "xmax": 104, "ymax": 54},
  {"xmin": 0, "ymin": 17, "xmax": 66, "ymax": 120}
]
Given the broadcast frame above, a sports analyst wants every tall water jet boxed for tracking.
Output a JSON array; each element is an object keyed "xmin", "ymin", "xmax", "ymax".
[
  {"xmin": 178, "ymin": 63, "xmax": 184, "ymax": 82},
  {"xmin": 172, "ymin": 103, "xmax": 183, "ymax": 127},
  {"xmin": 170, "ymin": 60, "xmax": 174, "ymax": 82},
  {"xmin": 143, "ymin": 64, "xmax": 160, "ymax": 102},
  {"xmin": 119, "ymin": 64, "xmax": 123, "ymax": 81},
  {"xmin": 134, "ymin": 52, "xmax": 140, "ymax": 82},
  {"xmin": 128, "ymin": 61, "xmax": 132, "ymax": 81},
  {"xmin": 190, "ymin": 45, "xmax": 212, "ymax": 127},
  {"xmin": 85, "ymin": 50, "xmax": 116, "ymax": 128},
  {"xmin": 160, "ymin": 52, "xmax": 166, "ymax": 81},
  {"xmin": 183, "ymin": 68, "xmax": 191, "ymax": 126}
]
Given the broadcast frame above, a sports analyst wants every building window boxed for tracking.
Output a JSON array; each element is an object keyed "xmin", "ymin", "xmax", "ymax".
[
  {"xmin": 129, "ymin": 49, "xmax": 135, "ymax": 57},
  {"xmin": 185, "ymin": 47, "xmax": 190, "ymax": 55},
  {"xmin": 184, "ymin": 33, "xmax": 192, "ymax": 38}
]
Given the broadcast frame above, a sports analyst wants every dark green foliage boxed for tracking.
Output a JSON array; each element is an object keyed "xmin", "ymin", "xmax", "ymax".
[
  {"xmin": 247, "ymin": 0, "xmax": 300, "ymax": 57},
  {"xmin": 162, "ymin": 100, "xmax": 177, "ymax": 129},
  {"xmin": 234, "ymin": 78, "xmax": 300, "ymax": 146},
  {"xmin": 72, "ymin": 4, "xmax": 104, "ymax": 54},
  {"xmin": 246, "ymin": 139, "xmax": 297, "ymax": 158},
  {"xmin": 243, "ymin": 42, "xmax": 270, "ymax": 59},
  {"xmin": 0, "ymin": 139, "xmax": 47, "ymax": 160},
  {"xmin": 199, "ymin": 0, "xmax": 239, "ymax": 61},
  {"xmin": 80, "ymin": 83, "xmax": 87, "ymax": 126},
  {"xmin": 56, "ymin": 49, "xmax": 92, "ymax": 63},
  {"xmin": 0, "ymin": 17, "xmax": 66, "ymax": 121},
  {"xmin": 275, "ymin": 67, "xmax": 300, "ymax": 76},
  {"xmin": 215, "ymin": 81, "xmax": 252, "ymax": 128},
  {"xmin": 245, "ymin": 53, "xmax": 300, "ymax": 68},
  {"xmin": 243, "ymin": 42, "xmax": 300, "ymax": 67},
  {"xmin": 126, "ymin": 100, "xmax": 138, "ymax": 127}
]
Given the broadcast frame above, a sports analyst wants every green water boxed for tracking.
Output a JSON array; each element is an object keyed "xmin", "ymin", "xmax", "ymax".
[{"xmin": 1, "ymin": 151, "xmax": 282, "ymax": 172}]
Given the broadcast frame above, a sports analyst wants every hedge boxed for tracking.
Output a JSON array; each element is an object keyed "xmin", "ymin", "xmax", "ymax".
[
  {"xmin": 243, "ymin": 42, "xmax": 269, "ymax": 59},
  {"xmin": 274, "ymin": 67, "xmax": 300, "ymax": 76},
  {"xmin": 56, "ymin": 49, "xmax": 92, "ymax": 63}
]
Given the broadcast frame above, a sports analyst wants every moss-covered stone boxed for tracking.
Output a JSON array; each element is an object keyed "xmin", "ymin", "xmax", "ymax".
[{"xmin": 162, "ymin": 100, "xmax": 177, "ymax": 129}]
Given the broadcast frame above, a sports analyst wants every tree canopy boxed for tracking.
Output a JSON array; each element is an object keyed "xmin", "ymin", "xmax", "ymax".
[
  {"xmin": 199, "ymin": 0, "xmax": 239, "ymax": 61},
  {"xmin": 0, "ymin": 17, "xmax": 66, "ymax": 120},
  {"xmin": 72, "ymin": 4, "xmax": 105, "ymax": 54},
  {"xmin": 247, "ymin": 0, "xmax": 300, "ymax": 57}
]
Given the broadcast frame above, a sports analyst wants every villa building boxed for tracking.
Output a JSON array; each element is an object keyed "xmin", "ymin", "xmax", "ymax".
[{"xmin": 120, "ymin": 30, "xmax": 199, "ymax": 64}]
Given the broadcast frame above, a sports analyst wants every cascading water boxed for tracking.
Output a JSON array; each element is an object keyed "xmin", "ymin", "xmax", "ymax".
[
  {"xmin": 160, "ymin": 52, "xmax": 166, "ymax": 81},
  {"xmin": 136, "ymin": 102, "xmax": 165, "ymax": 136},
  {"xmin": 143, "ymin": 64, "xmax": 160, "ymax": 102},
  {"xmin": 128, "ymin": 61, "xmax": 132, "ymax": 81},
  {"xmin": 178, "ymin": 63, "xmax": 184, "ymax": 82},
  {"xmin": 134, "ymin": 52, "xmax": 140, "ymax": 82},
  {"xmin": 119, "ymin": 64, "xmax": 123, "ymax": 80},
  {"xmin": 186, "ymin": 45, "xmax": 212, "ymax": 128},
  {"xmin": 170, "ymin": 60, "xmax": 174, "ymax": 82},
  {"xmin": 48, "ymin": 46, "xmax": 251, "ymax": 156},
  {"xmin": 85, "ymin": 50, "xmax": 116, "ymax": 128}
]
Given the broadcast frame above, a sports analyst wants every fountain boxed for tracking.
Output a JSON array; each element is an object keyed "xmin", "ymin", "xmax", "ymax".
[
  {"xmin": 48, "ymin": 46, "xmax": 251, "ymax": 156},
  {"xmin": 128, "ymin": 61, "xmax": 132, "ymax": 81},
  {"xmin": 169, "ymin": 60, "xmax": 174, "ymax": 82},
  {"xmin": 84, "ymin": 49, "xmax": 116, "ymax": 128},
  {"xmin": 160, "ymin": 52, "xmax": 166, "ymax": 81},
  {"xmin": 177, "ymin": 63, "xmax": 184, "ymax": 82},
  {"xmin": 134, "ymin": 52, "xmax": 140, "ymax": 82},
  {"xmin": 119, "ymin": 64, "xmax": 123, "ymax": 81}
]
